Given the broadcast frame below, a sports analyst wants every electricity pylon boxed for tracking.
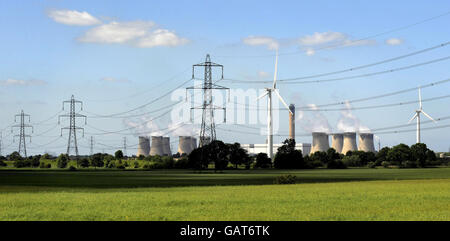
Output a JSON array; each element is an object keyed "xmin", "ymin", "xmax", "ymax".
[
  {"xmin": 11, "ymin": 110, "xmax": 33, "ymax": 157},
  {"xmin": 59, "ymin": 95, "xmax": 86, "ymax": 158},
  {"xmin": 186, "ymin": 54, "xmax": 229, "ymax": 147}
]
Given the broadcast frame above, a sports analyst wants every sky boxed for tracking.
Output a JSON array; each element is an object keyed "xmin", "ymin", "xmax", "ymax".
[{"xmin": 0, "ymin": 0, "xmax": 449, "ymax": 156}]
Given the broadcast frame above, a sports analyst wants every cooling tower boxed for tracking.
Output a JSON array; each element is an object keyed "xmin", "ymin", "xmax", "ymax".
[
  {"xmin": 358, "ymin": 133, "xmax": 375, "ymax": 152},
  {"xmin": 191, "ymin": 137, "xmax": 197, "ymax": 150},
  {"xmin": 137, "ymin": 136, "xmax": 150, "ymax": 157},
  {"xmin": 310, "ymin": 132, "xmax": 329, "ymax": 154},
  {"xmin": 162, "ymin": 137, "xmax": 171, "ymax": 156},
  {"xmin": 178, "ymin": 136, "xmax": 193, "ymax": 155},
  {"xmin": 289, "ymin": 104, "xmax": 295, "ymax": 140},
  {"xmin": 342, "ymin": 132, "xmax": 357, "ymax": 154},
  {"xmin": 331, "ymin": 133, "xmax": 344, "ymax": 153},
  {"xmin": 149, "ymin": 136, "xmax": 165, "ymax": 156}
]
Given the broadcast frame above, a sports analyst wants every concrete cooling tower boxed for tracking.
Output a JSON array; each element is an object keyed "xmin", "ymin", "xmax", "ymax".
[
  {"xmin": 178, "ymin": 136, "xmax": 193, "ymax": 155},
  {"xmin": 310, "ymin": 132, "xmax": 329, "ymax": 154},
  {"xmin": 358, "ymin": 133, "xmax": 375, "ymax": 152},
  {"xmin": 331, "ymin": 134, "xmax": 343, "ymax": 153},
  {"xmin": 342, "ymin": 132, "xmax": 357, "ymax": 154},
  {"xmin": 137, "ymin": 136, "xmax": 150, "ymax": 157},
  {"xmin": 150, "ymin": 136, "xmax": 165, "ymax": 156},
  {"xmin": 191, "ymin": 137, "xmax": 197, "ymax": 150},
  {"xmin": 289, "ymin": 104, "xmax": 295, "ymax": 140},
  {"xmin": 162, "ymin": 137, "xmax": 171, "ymax": 156}
]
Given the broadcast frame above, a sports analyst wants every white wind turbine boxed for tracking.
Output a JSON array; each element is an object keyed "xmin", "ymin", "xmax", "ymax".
[
  {"xmin": 408, "ymin": 87, "xmax": 436, "ymax": 143},
  {"xmin": 257, "ymin": 50, "xmax": 293, "ymax": 159}
]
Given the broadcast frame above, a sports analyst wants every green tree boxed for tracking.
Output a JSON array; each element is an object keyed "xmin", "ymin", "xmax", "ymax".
[
  {"xmin": 376, "ymin": 147, "xmax": 390, "ymax": 165},
  {"xmin": 208, "ymin": 140, "xmax": 229, "ymax": 172},
  {"xmin": 254, "ymin": 153, "xmax": 272, "ymax": 168},
  {"xmin": 9, "ymin": 151, "xmax": 22, "ymax": 162},
  {"xmin": 56, "ymin": 154, "xmax": 69, "ymax": 168},
  {"xmin": 114, "ymin": 150, "xmax": 124, "ymax": 160},
  {"xmin": 410, "ymin": 143, "xmax": 428, "ymax": 167},
  {"xmin": 227, "ymin": 143, "xmax": 250, "ymax": 169},
  {"xmin": 387, "ymin": 143, "xmax": 412, "ymax": 166},
  {"xmin": 309, "ymin": 151, "xmax": 328, "ymax": 167},
  {"xmin": 77, "ymin": 158, "xmax": 90, "ymax": 168},
  {"xmin": 274, "ymin": 139, "xmax": 305, "ymax": 169},
  {"xmin": 90, "ymin": 153, "xmax": 105, "ymax": 169}
]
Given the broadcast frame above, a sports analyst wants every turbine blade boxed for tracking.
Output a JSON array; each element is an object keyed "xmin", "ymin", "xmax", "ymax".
[
  {"xmin": 274, "ymin": 89, "xmax": 293, "ymax": 114},
  {"xmin": 273, "ymin": 49, "xmax": 278, "ymax": 89},
  {"xmin": 257, "ymin": 91, "xmax": 268, "ymax": 101},
  {"xmin": 421, "ymin": 110, "xmax": 436, "ymax": 122},
  {"xmin": 408, "ymin": 112, "xmax": 418, "ymax": 123},
  {"xmin": 418, "ymin": 87, "xmax": 422, "ymax": 109}
]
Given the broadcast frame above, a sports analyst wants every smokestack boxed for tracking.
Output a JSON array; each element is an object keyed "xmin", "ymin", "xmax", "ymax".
[
  {"xmin": 178, "ymin": 136, "xmax": 193, "ymax": 155},
  {"xmin": 342, "ymin": 132, "xmax": 357, "ymax": 154},
  {"xmin": 289, "ymin": 104, "xmax": 295, "ymax": 140},
  {"xmin": 310, "ymin": 132, "xmax": 329, "ymax": 154},
  {"xmin": 358, "ymin": 133, "xmax": 375, "ymax": 152},
  {"xmin": 331, "ymin": 133, "xmax": 344, "ymax": 153},
  {"xmin": 162, "ymin": 137, "xmax": 171, "ymax": 156},
  {"xmin": 149, "ymin": 136, "xmax": 165, "ymax": 156},
  {"xmin": 137, "ymin": 136, "xmax": 150, "ymax": 157}
]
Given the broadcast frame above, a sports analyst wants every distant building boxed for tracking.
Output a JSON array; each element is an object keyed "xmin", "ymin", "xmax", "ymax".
[{"xmin": 241, "ymin": 143, "xmax": 311, "ymax": 157}]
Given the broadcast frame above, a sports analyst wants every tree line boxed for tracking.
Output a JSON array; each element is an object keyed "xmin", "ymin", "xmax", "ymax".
[{"xmin": 0, "ymin": 139, "xmax": 447, "ymax": 170}]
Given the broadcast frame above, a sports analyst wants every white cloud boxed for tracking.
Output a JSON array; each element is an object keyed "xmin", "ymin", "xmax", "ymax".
[
  {"xmin": 298, "ymin": 31, "xmax": 376, "ymax": 49},
  {"xmin": 0, "ymin": 79, "xmax": 47, "ymax": 86},
  {"xmin": 47, "ymin": 9, "xmax": 101, "ymax": 26},
  {"xmin": 242, "ymin": 36, "xmax": 279, "ymax": 50},
  {"xmin": 136, "ymin": 29, "xmax": 189, "ymax": 48},
  {"xmin": 299, "ymin": 32, "xmax": 347, "ymax": 46},
  {"xmin": 386, "ymin": 38, "xmax": 404, "ymax": 45},
  {"xmin": 305, "ymin": 48, "xmax": 315, "ymax": 56},
  {"xmin": 78, "ymin": 21, "xmax": 155, "ymax": 44},
  {"xmin": 77, "ymin": 21, "xmax": 188, "ymax": 48}
]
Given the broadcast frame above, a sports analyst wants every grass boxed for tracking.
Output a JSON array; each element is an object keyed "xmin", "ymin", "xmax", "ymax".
[
  {"xmin": 1, "ymin": 168, "xmax": 450, "ymax": 188},
  {"xmin": 0, "ymin": 168, "xmax": 449, "ymax": 220},
  {"xmin": 0, "ymin": 179, "xmax": 449, "ymax": 220}
]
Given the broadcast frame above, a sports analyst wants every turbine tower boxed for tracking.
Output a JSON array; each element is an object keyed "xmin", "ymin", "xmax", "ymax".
[
  {"xmin": 257, "ymin": 50, "xmax": 292, "ymax": 159},
  {"xmin": 408, "ymin": 87, "xmax": 436, "ymax": 143}
]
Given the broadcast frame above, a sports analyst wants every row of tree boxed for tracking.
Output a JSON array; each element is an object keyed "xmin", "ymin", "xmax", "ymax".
[{"xmin": 0, "ymin": 139, "xmax": 444, "ymax": 170}]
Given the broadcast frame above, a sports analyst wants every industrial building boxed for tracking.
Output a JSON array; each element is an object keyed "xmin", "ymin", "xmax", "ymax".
[{"xmin": 241, "ymin": 143, "xmax": 311, "ymax": 157}]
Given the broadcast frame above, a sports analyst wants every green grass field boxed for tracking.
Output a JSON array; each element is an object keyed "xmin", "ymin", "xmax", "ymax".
[{"xmin": 0, "ymin": 168, "xmax": 449, "ymax": 220}]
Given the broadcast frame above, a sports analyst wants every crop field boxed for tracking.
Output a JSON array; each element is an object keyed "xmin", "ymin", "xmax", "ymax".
[{"xmin": 0, "ymin": 168, "xmax": 449, "ymax": 220}]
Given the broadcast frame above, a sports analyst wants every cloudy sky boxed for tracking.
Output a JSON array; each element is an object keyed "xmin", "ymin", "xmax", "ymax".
[{"xmin": 0, "ymin": 0, "xmax": 449, "ymax": 155}]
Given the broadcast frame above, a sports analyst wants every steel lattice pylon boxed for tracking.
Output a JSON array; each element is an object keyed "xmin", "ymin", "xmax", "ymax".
[
  {"xmin": 187, "ymin": 54, "xmax": 229, "ymax": 147},
  {"xmin": 59, "ymin": 95, "xmax": 86, "ymax": 158},
  {"xmin": 11, "ymin": 110, "xmax": 33, "ymax": 157}
]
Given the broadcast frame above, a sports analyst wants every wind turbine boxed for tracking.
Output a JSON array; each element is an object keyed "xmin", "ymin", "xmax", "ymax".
[
  {"xmin": 257, "ymin": 50, "xmax": 293, "ymax": 159},
  {"xmin": 408, "ymin": 87, "xmax": 436, "ymax": 143}
]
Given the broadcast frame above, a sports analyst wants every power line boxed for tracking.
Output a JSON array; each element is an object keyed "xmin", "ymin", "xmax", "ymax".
[
  {"xmin": 86, "ymin": 78, "xmax": 193, "ymax": 118},
  {"xmin": 223, "ymin": 41, "xmax": 450, "ymax": 84},
  {"xmin": 214, "ymin": 11, "xmax": 450, "ymax": 58}
]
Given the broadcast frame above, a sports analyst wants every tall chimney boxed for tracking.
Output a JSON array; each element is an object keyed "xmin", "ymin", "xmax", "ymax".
[{"xmin": 289, "ymin": 104, "xmax": 295, "ymax": 140}]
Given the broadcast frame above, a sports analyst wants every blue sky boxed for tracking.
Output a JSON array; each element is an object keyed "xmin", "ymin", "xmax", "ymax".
[{"xmin": 0, "ymin": 0, "xmax": 449, "ymax": 155}]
